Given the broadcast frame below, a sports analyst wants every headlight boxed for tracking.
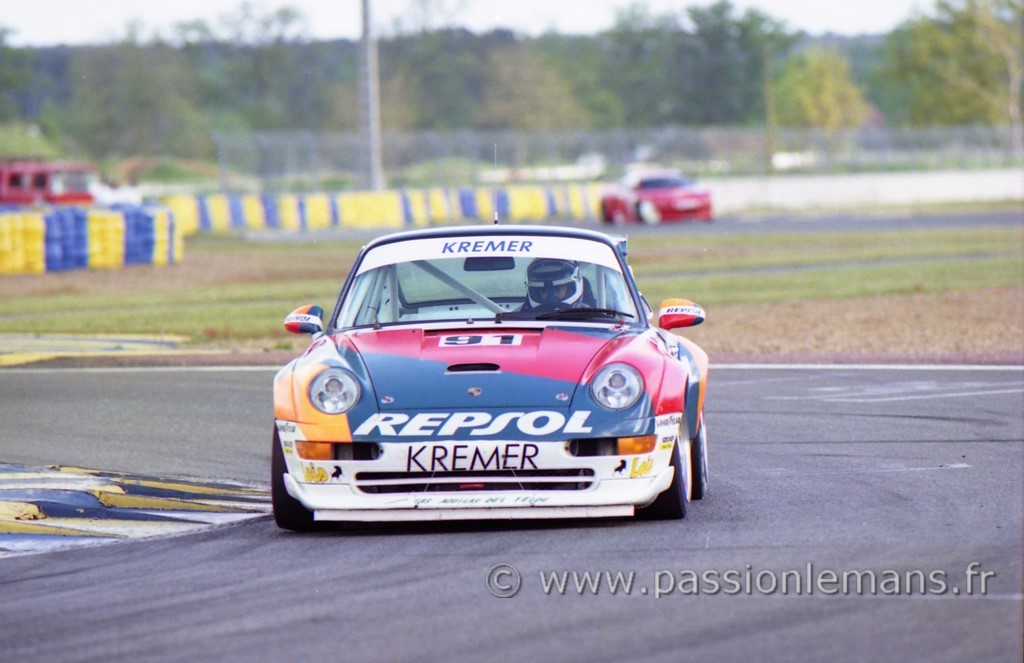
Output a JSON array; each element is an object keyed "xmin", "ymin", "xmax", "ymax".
[
  {"xmin": 590, "ymin": 363, "xmax": 644, "ymax": 410},
  {"xmin": 309, "ymin": 368, "xmax": 361, "ymax": 415}
]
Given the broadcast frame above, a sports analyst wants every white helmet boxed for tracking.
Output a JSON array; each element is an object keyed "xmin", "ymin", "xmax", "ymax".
[{"xmin": 527, "ymin": 258, "xmax": 584, "ymax": 311}]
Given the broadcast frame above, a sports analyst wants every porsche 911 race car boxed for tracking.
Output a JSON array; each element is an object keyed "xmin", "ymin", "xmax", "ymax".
[
  {"xmin": 272, "ymin": 225, "xmax": 708, "ymax": 529},
  {"xmin": 600, "ymin": 169, "xmax": 713, "ymax": 224}
]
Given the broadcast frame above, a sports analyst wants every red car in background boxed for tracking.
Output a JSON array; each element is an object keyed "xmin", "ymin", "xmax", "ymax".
[
  {"xmin": 0, "ymin": 160, "xmax": 99, "ymax": 206},
  {"xmin": 600, "ymin": 169, "xmax": 712, "ymax": 225}
]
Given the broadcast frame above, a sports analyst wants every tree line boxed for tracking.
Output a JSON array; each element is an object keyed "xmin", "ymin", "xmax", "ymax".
[{"xmin": 0, "ymin": 0, "xmax": 1020, "ymax": 163}]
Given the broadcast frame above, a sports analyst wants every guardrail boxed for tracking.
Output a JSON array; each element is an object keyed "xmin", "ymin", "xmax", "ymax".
[
  {"xmin": 0, "ymin": 205, "xmax": 182, "ymax": 275},
  {"xmin": 161, "ymin": 184, "xmax": 604, "ymax": 236}
]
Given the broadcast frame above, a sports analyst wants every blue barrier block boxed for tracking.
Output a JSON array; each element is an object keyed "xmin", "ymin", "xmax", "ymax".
[
  {"xmin": 495, "ymin": 189, "xmax": 510, "ymax": 219},
  {"xmin": 229, "ymin": 195, "xmax": 245, "ymax": 230},
  {"xmin": 545, "ymin": 189, "xmax": 559, "ymax": 217},
  {"xmin": 261, "ymin": 194, "xmax": 280, "ymax": 229},
  {"xmin": 400, "ymin": 191, "xmax": 413, "ymax": 227},
  {"xmin": 68, "ymin": 208, "xmax": 88, "ymax": 269},
  {"xmin": 125, "ymin": 206, "xmax": 156, "ymax": 265},
  {"xmin": 458, "ymin": 189, "xmax": 477, "ymax": 219},
  {"xmin": 329, "ymin": 195, "xmax": 341, "ymax": 227},
  {"xmin": 44, "ymin": 211, "xmax": 64, "ymax": 271},
  {"xmin": 197, "ymin": 195, "xmax": 212, "ymax": 232},
  {"xmin": 298, "ymin": 196, "xmax": 308, "ymax": 232}
]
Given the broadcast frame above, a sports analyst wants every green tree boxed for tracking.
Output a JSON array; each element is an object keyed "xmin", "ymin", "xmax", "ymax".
[
  {"xmin": 536, "ymin": 33, "xmax": 624, "ymax": 128},
  {"xmin": 62, "ymin": 29, "xmax": 210, "ymax": 160},
  {"xmin": 599, "ymin": 3, "xmax": 680, "ymax": 126},
  {"xmin": 390, "ymin": 28, "xmax": 504, "ymax": 130},
  {"xmin": 679, "ymin": 1, "xmax": 795, "ymax": 124},
  {"xmin": 0, "ymin": 27, "xmax": 30, "ymax": 121},
  {"xmin": 476, "ymin": 45, "xmax": 591, "ymax": 130},
  {"xmin": 881, "ymin": 0, "xmax": 1023, "ymax": 128},
  {"xmin": 775, "ymin": 47, "xmax": 870, "ymax": 129}
]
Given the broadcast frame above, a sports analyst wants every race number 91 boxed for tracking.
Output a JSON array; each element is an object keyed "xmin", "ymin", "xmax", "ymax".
[{"xmin": 440, "ymin": 334, "xmax": 523, "ymax": 347}]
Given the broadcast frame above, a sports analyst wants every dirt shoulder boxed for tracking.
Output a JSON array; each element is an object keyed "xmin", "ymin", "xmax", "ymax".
[{"xmin": 12, "ymin": 287, "xmax": 1022, "ymax": 369}]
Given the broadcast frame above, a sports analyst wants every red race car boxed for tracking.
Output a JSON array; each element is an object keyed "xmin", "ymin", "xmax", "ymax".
[{"xmin": 600, "ymin": 169, "xmax": 712, "ymax": 225}]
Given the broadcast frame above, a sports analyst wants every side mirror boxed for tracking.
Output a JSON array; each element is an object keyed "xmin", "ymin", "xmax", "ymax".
[
  {"xmin": 284, "ymin": 305, "xmax": 324, "ymax": 335},
  {"xmin": 657, "ymin": 299, "xmax": 704, "ymax": 330}
]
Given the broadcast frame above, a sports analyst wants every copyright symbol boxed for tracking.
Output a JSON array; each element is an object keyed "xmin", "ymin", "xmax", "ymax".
[{"xmin": 486, "ymin": 563, "xmax": 522, "ymax": 598}]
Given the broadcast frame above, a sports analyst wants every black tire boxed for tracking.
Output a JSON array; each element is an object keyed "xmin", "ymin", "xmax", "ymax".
[
  {"xmin": 271, "ymin": 428, "xmax": 318, "ymax": 531},
  {"xmin": 689, "ymin": 421, "xmax": 708, "ymax": 500},
  {"xmin": 638, "ymin": 440, "xmax": 687, "ymax": 520}
]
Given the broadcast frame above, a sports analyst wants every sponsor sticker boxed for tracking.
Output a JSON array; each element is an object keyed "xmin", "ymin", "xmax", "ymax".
[
  {"xmin": 405, "ymin": 443, "xmax": 540, "ymax": 472},
  {"xmin": 354, "ymin": 410, "xmax": 593, "ymax": 438}
]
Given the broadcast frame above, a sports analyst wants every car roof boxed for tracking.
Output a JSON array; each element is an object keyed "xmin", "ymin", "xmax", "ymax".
[
  {"xmin": 0, "ymin": 160, "xmax": 97, "ymax": 171},
  {"xmin": 363, "ymin": 224, "xmax": 629, "ymax": 256}
]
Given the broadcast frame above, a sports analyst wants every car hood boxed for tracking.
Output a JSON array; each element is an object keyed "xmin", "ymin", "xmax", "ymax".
[{"xmin": 341, "ymin": 325, "xmax": 627, "ymax": 410}]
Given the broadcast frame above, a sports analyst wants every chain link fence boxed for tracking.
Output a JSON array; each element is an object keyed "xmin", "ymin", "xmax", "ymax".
[{"xmin": 211, "ymin": 125, "xmax": 1024, "ymax": 193}]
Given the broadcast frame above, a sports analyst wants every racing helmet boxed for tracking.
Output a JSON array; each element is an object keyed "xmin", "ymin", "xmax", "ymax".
[{"xmin": 526, "ymin": 258, "xmax": 584, "ymax": 310}]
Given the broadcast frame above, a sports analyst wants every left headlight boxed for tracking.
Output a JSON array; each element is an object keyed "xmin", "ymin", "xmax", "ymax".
[
  {"xmin": 309, "ymin": 368, "xmax": 361, "ymax": 415},
  {"xmin": 590, "ymin": 363, "xmax": 644, "ymax": 410}
]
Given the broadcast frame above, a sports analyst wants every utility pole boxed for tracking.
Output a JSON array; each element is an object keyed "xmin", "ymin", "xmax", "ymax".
[
  {"xmin": 763, "ymin": 40, "xmax": 776, "ymax": 176},
  {"xmin": 359, "ymin": 0, "xmax": 385, "ymax": 190}
]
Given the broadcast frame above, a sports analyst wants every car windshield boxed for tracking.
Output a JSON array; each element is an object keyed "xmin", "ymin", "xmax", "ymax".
[
  {"xmin": 51, "ymin": 169, "xmax": 98, "ymax": 194},
  {"xmin": 636, "ymin": 176, "xmax": 690, "ymax": 189},
  {"xmin": 335, "ymin": 234, "xmax": 639, "ymax": 328}
]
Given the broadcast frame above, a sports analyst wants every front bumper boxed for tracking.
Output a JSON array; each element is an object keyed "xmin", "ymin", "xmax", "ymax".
[{"xmin": 276, "ymin": 418, "xmax": 678, "ymax": 522}]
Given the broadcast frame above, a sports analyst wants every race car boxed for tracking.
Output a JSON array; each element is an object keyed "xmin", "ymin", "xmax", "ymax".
[
  {"xmin": 272, "ymin": 224, "xmax": 709, "ymax": 529},
  {"xmin": 600, "ymin": 169, "xmax": 713, "ymax": 224}
]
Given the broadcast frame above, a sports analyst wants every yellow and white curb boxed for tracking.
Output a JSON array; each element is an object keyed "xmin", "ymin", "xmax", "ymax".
[
  {"xmin": 0, "ymin": 464, "xmax": 269, "ymax": 557},
  {"xmin": 0, "ymin": 333, "xmax": 227, "ymax": 367}
]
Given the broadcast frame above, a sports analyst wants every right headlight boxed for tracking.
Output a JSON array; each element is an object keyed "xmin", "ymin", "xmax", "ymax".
[
  {"xmin": 309, "ymin": 367, "xmax": 361, "ymax": 415},
  {"xmin": 590, "ymin": 363, "xmax": 644, "ymax": 410}
]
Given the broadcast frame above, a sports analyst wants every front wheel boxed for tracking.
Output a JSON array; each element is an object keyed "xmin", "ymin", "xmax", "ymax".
[
  {"xmin": 271, "ymin": 428, "xmax": 318, "ymax": 531},
  {"xmin": 637, "ymin": 200, "xmax": 661, "ymax": 225},
  {"xmin": 689, "ymin": 420, "xmax": 708, "ymax": 500},
  {"xmin": 638, "ymin": 437, "xmax": 689, "ymax": 520}
]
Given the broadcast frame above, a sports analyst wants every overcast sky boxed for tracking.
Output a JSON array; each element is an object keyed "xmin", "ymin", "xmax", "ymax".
[{"xmin": 3, "ymin": 0, "xmax": 932, "ymax": 46}]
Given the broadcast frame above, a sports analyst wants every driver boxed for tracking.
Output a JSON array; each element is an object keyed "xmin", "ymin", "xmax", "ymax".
[{"xmin": 522, "ymin": 258, "xmax": 587, "ymax": 313}]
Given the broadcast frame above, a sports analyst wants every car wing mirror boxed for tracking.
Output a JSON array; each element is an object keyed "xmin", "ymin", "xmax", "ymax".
[
  {"xmin": 657, "ymin": 298, "xmax": 704, "ymax": 330},
  {"xmin": 284, "ymin": 305, "xmax": 324, "ymax": 335}
]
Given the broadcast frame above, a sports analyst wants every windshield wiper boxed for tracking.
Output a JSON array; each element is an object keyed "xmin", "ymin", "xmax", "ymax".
[{"xmin": 534, "ymin": 307, "xmax": 637, "ymax": 321}]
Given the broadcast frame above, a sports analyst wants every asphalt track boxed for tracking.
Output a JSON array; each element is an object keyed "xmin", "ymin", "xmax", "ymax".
[{"xmin": 0, "ymin": 365, "xmax": 1021, "ymax": 662}]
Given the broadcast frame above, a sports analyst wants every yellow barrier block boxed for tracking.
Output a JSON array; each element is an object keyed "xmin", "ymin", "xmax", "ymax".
[
  {"xmin": 87, "ymin": 210, "xmax": 125, "ymax": 270},
  {"xmin": 174, "ymin": 226, "xmax": 185, "ymax": 263},
  {"xmin": 277, "ymin": 195, "xmax": 301, "ymax": 232},
  {"xmin": 405, "ymin": 190, "xmax": 430, "ymax": 227},
  {"xmin": 205, "ymin": 194, "xmax": 232, "ymax": 232},
  {"xmin": 162, "ymin": 195, "xmax": 201, "ymax": 236},
  {"xmin": 585, "ymin": 183, "xmax": 603, "ymax": 219},
  {"xmin": 339, "ymin": 192, "xmax": 404, "ymax": 229},
  {"xmin": 21, "ymin": 212, "xmax": 46, "ymax": 274},
  {"xmin": 426, "ymin": 188, "xmax": 453, "ymax": 223},
  {"xmin": 152, "ymin": 208, "xmax": 170, "ymax": 266},
  {"xmin": 474, "ymin": 188, "xmax": 495, "ymax": 222},
  {"xmin": 507, "ymin": 186, "xmax": 548, "ymax": 222},
  {"xmin": 567, "ymin": 184, "xmax": 599, "ymax": 221},
  {"xmin": 0, "ymin": 213, "xmax": 45, "ymax": 275},
  {"xmin": 0, "ymin": 214, "xmax": 24, "ymax": 274},
  {"xmin": 241, "ymin": 194, "xmax": 266, "ymax": 230},
  {"xmin": 304, "ymin": 194, "xmax": 332, "ymax": 231}
]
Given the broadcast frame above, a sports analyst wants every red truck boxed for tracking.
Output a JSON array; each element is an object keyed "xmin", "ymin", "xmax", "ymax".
[{"xmin": 0, "ymin": 159, "xmax": 99, "ymax": 206}]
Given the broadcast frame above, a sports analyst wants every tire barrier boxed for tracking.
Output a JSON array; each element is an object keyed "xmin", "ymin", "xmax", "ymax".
[
  {"xmin": 0, "ymin": 205, "xmax": 182, "ymax": 275},
  {"xmin": 161, "ymin": 183, "xmax": 605, "ymax": 236}
]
